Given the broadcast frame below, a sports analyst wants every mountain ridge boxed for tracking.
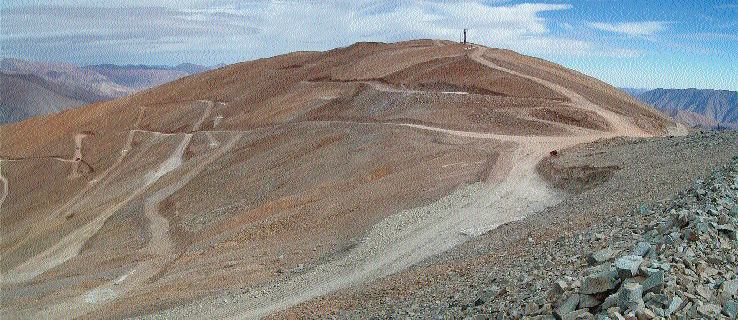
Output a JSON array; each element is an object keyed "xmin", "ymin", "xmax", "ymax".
[
  {"xmin": 0, "ymin": 73, "xmax": 85, "ymax": 124},
  {"xmin": 621, "ymin": 87, "xmax": 738, "ymax": 129},
  {"xmin": 0, "ymin": 58, "xmax": 218, "ymax": 123}
]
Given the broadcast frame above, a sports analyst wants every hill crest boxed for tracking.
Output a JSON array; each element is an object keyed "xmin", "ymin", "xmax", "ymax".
[{"xmin": 0, "ymin": 39, "xmax": 677, "ymax": 319}]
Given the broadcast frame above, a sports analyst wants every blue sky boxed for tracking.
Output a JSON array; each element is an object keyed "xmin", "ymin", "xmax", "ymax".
[{"xmin": 1, "ymin": 0, "xmax": 736, "ymax": 90}]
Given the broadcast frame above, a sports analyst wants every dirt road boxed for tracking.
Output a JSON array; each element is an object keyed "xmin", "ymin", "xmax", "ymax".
[
  {"xmin": 0, "ymin": 160, "xmax": 8, "ymax": 212},
  {"xmin": 2, "ymin": 100, "xmax": 250, "ymax": 318},
  {"xmin": 153, "ymin": 47, "xmax": 667, "ymax": 319},
  {"xmin": 4, "ymin": 100, "xmax": 214, "ymax": 286}
]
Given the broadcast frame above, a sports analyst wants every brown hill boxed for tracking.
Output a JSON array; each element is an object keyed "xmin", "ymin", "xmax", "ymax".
[{"xmin": 0, "ymin": 40, "xmax": 675, "ymax": 319}]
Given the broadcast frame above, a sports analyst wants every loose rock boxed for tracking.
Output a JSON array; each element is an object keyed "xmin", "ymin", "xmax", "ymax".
[{"xmin": 615, "ymin": 256, "xmax": 643, "ymax": 279}]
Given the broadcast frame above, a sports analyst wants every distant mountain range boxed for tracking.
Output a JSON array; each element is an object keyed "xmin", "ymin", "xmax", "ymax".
[
  {"xmin": 1, "ymin": 73, "xmax": 86, "ymax": 123},
  {"xmin": 0, "ymin": 58, "xmax": 220, "ymax": 123},
  {"xmin": 83, "ymin": 63, "xmax": 218, "ymax": 91},
  {"xmin": 622, "ymin": 88, "xmax": 738, "ymax": 129},
  {"xmin": 619, "ymin": 87, "xmax": 651, "ymax": 97}
]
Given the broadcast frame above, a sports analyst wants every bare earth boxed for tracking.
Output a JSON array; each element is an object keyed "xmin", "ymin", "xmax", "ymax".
[
  {"xmin": 273, "ymin": 130, "xmax": 737, "ymax": 318},
  {"xmin": 1, "ymin": 40, "xmax": 679, "ymax": 319}
]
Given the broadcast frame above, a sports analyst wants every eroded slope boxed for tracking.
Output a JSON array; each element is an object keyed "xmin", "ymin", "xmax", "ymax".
[{"xmin": 0, "ymin": 40, "xmax": 675, "ymax": 319}]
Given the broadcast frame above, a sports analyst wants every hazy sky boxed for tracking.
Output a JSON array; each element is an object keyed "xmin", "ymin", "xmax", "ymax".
[{"xmin": 2, "ymin": 0, "xmax": 736, "ymax": 90}]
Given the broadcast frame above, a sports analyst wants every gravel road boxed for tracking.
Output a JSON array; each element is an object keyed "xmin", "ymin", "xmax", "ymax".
[{"xmin": 273, "ymin": 130, "xmax": 738, "ymax": 318}]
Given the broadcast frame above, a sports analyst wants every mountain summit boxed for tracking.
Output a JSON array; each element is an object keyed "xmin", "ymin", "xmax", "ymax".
[{"xmin": 0, "ymin": 40, "xmax": 675, "ymax": 318}]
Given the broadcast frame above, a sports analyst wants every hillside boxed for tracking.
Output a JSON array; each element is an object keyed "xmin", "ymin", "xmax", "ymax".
[
  {"xmin": 0, "ymin": 40, "xmax": 677, "ymax": 319},
  {"xmin": 0, "ymin": 73, "xmax": 85, "ymax": 124},
  {"xmin": 628, "ymin": 88, "xmax": 738, "ymax": 129},
  {"xmin": 0, "ymin": 58, "xmax": 213, "ymax": 123},
  {"xmin": 276, "ymin": 131, "xmax": 737, "ymax": 319}
]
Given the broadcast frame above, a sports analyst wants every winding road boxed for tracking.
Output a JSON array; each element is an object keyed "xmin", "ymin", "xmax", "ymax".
[
  {"xmin": 5, "ymin": 100, "xmax": 223, "ymax": 285},
  {"xmin": 156, "ymin": 46, "xmax": 663, "ymax": 319},
  {"xmin": 3, "ymin": 100, "xmax": 247, "ymax": 319},
  {"xmin": 0, "ymin": 160, "xmax": 8, "ymax": 212}
]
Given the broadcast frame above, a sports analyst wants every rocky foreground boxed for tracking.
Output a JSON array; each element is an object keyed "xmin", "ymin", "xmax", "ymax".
[
  {"xmin": 277, "ymin": 132, "xmax": 737, "ymax": 320},
  {"xmin": 424, "ymin": 156, "xmax": 737, "ymax": 319},
  {"xmin": 524, "ymin": 157, "xmax": 738, "ymax": 319}
]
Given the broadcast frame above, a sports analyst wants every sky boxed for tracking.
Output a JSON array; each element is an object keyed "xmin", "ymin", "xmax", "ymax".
[{"xmin": 1, "ymin": 0, "xmax": 736, "ymax": 90}]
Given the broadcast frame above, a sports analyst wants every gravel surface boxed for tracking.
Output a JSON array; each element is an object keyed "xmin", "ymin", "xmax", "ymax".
[{"xmin": 273, "ymin": 130, "xmax": 738, "ymax": 319}]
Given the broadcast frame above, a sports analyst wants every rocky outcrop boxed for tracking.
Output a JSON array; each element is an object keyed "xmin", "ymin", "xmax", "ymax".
[{"xmin": 534, "ymin": 157, "xmax": 737, "ymax": 319}]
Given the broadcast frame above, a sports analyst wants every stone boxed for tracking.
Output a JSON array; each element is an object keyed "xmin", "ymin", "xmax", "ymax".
[
  {"xmin": 683, "ymin": 292, "xmax": 698, "ymax": 301},
  {"xmin": 684, "ymin": 229, "xmax": 699, "ymax": 242},
  {"xmin": 540, "ymin": 303, "xmax": 553, "ymax": 314},
  {"xmin": 645, "ymin": 293, "xmax": 668, "ymax": 306},
  {"xmin": 631, "ymin": 242, "xmax": 651, "ymax": 257},
  {"xmin": 607, "ymin": 307, "xmax": 626, "ymax": 320},
  {"xmin": 571, "ymin": 279, "xmax": 582, "ymax": 290},
  {"xmin": 641, "ymin": 270, "xmax": 664, "ymax": 294},
  {"xmin": 696, "ymin": 303, "xmax": 721, "ymax": 318},
  {"xmin": 525, "ymin": 302, "xmax": 539, "ymax": 315},
  {"xmin": 561, "ymin": 309, "xmax": 595, "ymax": 320},
  {"xmin": 473, "ymin": 289, "xmax": 496, "ymax": 306},
  {"xmin": 601, "ymin": 292, "xmax": 620, "ymax": 310},
  {"xmin": 701, "ymin": 266, "xmax": 718, "ymax": 278},
  {"xmin": 638, "ymin": 204, "xmax": 650, "ymax": 215},
  {"xmin": 553, "ymin": 279, "xmax": 570, "ymax": 293},
  {"xmin": 618, "ymin": 282, "xmax": 644, "ymax": 311},
  {"xmin": 578, "ymin": 294, "xmax": 602, "ymax": 309},
  {"xmin": 722, "ymin": 299, "xmax": 737, "ymax": 319},
  {"xmin": 718, "ymin": 224, "xmax": 737, "ymax": 240},
  {"xmin": 581, "ymin": 271, "xmax": 619, "ymax": 294},
  {"xmin": 651, "ymin": 261, "xmax": 671, "ymax": 272},
  {"xmin": 623, "ymin": 310, "xmax": 637, "ymax": 320},
  {"xmin": 556, "ymin": 293, "xmax": 580, "ymax": 317},
  {"xmin": 635, "ymin": 307, "xmax": 656, "ymax": 320},
  {"xmin": 722, "ymin": 279, "xmax": 738, "ymax": 299},
  {"xmin": 615, "ymin": 256, "xmax": 643, "ymax": 279},
  {"xmin": 665, "ymin": 232, "xmax": 681, "ymax": 245},
  {"xmin": 696, "ymin": 285, "xmax": 713, "ymax": 300},
  {"xmin": 588, "ymin": 248, "xmax": 616, "ymax": 266},
  {"xmin": 650, "ymin": 306, "xmax": 666, "ymax": 317},
  {"xmin": 696, "ymin": 188, "xmax": 707, "ymax": 197}
]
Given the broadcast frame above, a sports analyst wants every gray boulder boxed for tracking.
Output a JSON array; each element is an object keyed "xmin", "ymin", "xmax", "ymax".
[
  {"xmin": 615, "ymin": 256, "xmax": 643, "ymax": 278},
  {"xmin": 580, "ymin": 271, "xmax": 619, "ymax": 295},
  {"xmin": 631, "ymin": 242, "xmax": 651, "ymax": 257},
  {"xmin": 618, "ymin": 282, "xmax": 644, "ymax": 311},
  {"xmin": 641, "ymin": 270, "xmax": 664, "ymax": 294},
  {"xmin": 722, "ymin": 300, "xmax": 737, "ymax": 319},
  {"xmin": 556, "ymin": 294, "xmax": 580, "ymax": 318},
  {"xmin": 587, "ymin": 248, "xmax": 616, "ymax": 266}
]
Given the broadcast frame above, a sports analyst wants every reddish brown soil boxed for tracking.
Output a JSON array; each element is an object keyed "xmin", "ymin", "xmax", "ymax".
[{"xmin": 0, "ymin": 40, "xmax": 673, "ymax": 319}]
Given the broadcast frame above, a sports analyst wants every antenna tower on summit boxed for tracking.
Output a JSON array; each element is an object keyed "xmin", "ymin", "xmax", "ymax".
[{"xmin": 463, "ymin": 29, "xmax": 468, "ymax": 44}]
